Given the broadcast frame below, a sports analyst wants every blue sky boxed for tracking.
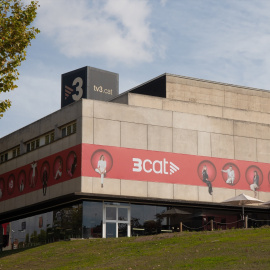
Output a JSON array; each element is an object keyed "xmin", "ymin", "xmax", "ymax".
[{"xmin": 1, "ymin": 0, "xmax": 270, "ymax": 138}]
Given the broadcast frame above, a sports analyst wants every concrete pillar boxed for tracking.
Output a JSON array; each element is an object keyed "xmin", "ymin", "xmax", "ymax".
[
  {"xmin": 54, "ymin": 124, "xmax": 61, "ymax": 140},
  {"xmin": 210, "ymin": 220, "xmax": 214, "ymax": 231},
  {"xmin": 244, "ymin": 216, "xmax": 248, "ymax": 229},
  {"xmin": 20, "ymin": 140, "xmax": 26, "ymax": 155}
]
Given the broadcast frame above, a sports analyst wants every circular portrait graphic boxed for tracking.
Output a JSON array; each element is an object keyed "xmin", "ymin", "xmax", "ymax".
[
  {"xmin": 197, "ymin": 160, "xmax": 216, "ymax": 195},
  {"xmin": 0, "ymin": 178, "xmax": 5, "ymax": 199},
  {"xmin": 66, "ymin": 151, "xmax": 77, "ymax": 178},
  {"xmin": 246, "ymin": 165, "xmax": 263, "ymax": 193},
  {"xmin": 28, "ymin": 161, "xmax": 38, "ymax": 188},
  {"xmin": 7, "ymin": 174, "xmax": 15, "ymax": 195},
  {"xmin": 197, "ymin": 160, "xmax": 217, "ymax": 182},
  {"xmin": 221, "ymin": 163, "xmax": 240, "ymax": 186},
  {"xmin": 41, "ymin": 161, "xmax": 50, "ymax": 196},
  {"xmin": 18, "ymin": 170, "xmax": 26, "ymax": 192},
  {"xmin": 54, "ymin": 156, "xmax": 63, "ymax": 180},
  {"xmin": 91, "ymin": 149, "xmax": 113, "ymax": 188}
]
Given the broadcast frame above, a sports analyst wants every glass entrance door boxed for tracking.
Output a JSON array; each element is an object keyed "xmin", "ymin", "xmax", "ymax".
[{"xmin": 103, "ymin": 204, "xmax": 130, "ymax": 238}]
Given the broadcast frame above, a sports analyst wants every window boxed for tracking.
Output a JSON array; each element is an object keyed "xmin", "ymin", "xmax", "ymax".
[
  {"xmin": 62, "ymin": 128, "xmax": 67, "ymax": 137},
  {"xmin": 12, "ymin": 147, "xmax": 20, "ymax": 158},
  {"xmin": 67, "ymin": 125, "xmax": 71, "ymax": 136},
  {"xmin": 73, "ymin": 123, "xmax": 76, "ymax": 133},
  {"xmin": 27, "ymin": 139, "xmax": 40, "ymax": 152},
  {"xmin": 0, "ymin": 153, "xmax": 8, "ymax": 163},
  {"xmin": 21, "ymin": 221, "xmax": 26, "ymax": 230},
  {"xmin": 45, "ymin": 134, "xmax": 50, "ymax": 145},
  {"xmin": 45, "ymin": 132, "xmax": 55, "ymax": 145},
  {"xmin": 50, "ymin": 132, "xmax": 54, "ymax": 142},
  {"xmin": 61, "ymin": 122, "xmax": 76, "ymax": 138},
  {"xmin": 31, "ymin": 141, "xmax": 35, "ymax": 150},
  {"xmin": 27, "ymin": 143, "xmax": 31, "ymax": 152},
  {"xmin": 2, "ymin": 130, "xmax": 55, "ymax": 161}
]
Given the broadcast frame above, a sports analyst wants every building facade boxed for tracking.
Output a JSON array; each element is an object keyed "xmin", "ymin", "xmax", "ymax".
[{"xmin": 1, "ymin": 69, "xmax": 270, "ymax": 249}]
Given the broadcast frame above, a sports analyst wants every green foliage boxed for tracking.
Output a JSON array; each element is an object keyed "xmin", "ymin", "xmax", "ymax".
[
  {"xmin": 0, "ymin": 0, "xmax": 39, "ymax": 117},
  {"xmin": 38, "ymin": 229, "xmax": 46, "ymax": 244},
  {"xmin": 25, "ymin": 233, "xmax": 29, "ymax": 244},
  {"xmin": 30, "ymin": 230, "xmax": 38, "ymax": 243}
]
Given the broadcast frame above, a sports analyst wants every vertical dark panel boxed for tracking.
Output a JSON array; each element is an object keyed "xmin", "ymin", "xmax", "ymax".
[{"xmin": 61, "ymin": 66, "xmax": 119, "ymax": 108}]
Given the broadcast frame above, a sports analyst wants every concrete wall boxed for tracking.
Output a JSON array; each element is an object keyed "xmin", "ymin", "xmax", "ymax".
[
  {"xmin": 79, "ymin": 177, "xmax": 270, "ymax": 204},
  {"xmin": 166, "ymin": 75, "xmax": 270, "ymax": 113},
  {"xmin": 86, "ymin": 97, "xmax": 270, "ymax": 162},
  {"xmin": 0, "ymin": 101, "xmax": 82, "ymax": 175}
]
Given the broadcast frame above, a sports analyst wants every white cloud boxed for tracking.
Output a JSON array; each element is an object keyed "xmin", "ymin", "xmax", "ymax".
[
  {"xmin": 160, "ymin": 0, "xmax": 168, "ymax": 7},
  {"xmin": 36, "ymin": 0, "xmax": 155, "ymax": 65}
]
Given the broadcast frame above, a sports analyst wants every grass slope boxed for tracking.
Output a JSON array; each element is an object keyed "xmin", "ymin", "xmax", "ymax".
[{"xmin": 0, "ymin": 228, "xmax": 270, "ymax": 270}]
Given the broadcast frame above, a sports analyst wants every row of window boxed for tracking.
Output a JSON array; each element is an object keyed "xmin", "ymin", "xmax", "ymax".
[
  {"xmin": 1, "ymin": 146, "xmax": 20, "ymax": 163},
  {"xmin": 0, "ymin": 122, "xmax": 76, "ymax": 164}
]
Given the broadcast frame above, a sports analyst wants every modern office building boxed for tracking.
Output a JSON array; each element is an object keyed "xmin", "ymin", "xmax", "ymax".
[{"xmin": 1, "ymin": 66, "xmax": 270, "ymax": 249}]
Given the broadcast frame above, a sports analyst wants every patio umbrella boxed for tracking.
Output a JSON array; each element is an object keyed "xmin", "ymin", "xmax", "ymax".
[
  {"xmin": 222, "ymin": 193, "xmax": 264, "ymax": 219},
  {"xmin": 262, "ymin": 201, "xmax": 270, "ymax": 207},
  {"xmin": 161, "ymin": 208, "xmax": 191, "ymax": 217},
  {"xmin": 262, "ymin": 200, "xmax": 270, "ymax": 206},
  {"xmin": 161, "ymin": 208, "xmax": 191, "ymax": 227}
]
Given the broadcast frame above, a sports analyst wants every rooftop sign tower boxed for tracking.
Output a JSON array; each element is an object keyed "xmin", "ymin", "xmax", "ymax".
[{"xmin": 61, "ymin": 66, "xmax": 119, "ymax": 108}]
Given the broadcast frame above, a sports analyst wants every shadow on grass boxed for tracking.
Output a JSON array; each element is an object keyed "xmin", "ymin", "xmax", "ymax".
[{"xmin": 0, "ymin": 244, "xmax": 43, "ymax": 258}]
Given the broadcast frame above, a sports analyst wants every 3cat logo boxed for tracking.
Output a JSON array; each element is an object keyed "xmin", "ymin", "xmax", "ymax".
[
  {"xmin": 65, "ymin": 77, "xmax": 84, "ymax": 101},
  {"xmin": 169, "ymin": 162, "xmax": 179, "ymax": 175},
  {"xmin": 132, "ymin": 158, "xmax": 180, "ymax": 175},
  {"xmin": 64, "ymin": 85, "xmax": 73, "ymax": 100}
]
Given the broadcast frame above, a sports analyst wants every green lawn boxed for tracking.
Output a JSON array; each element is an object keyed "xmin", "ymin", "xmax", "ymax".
[{"xmin": 1, "ymin": 227, "xmax": 270, "ymax": 269}]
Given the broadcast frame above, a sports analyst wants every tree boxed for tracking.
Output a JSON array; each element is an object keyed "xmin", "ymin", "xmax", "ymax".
[
  {"xmin": 38, "ymin": 229, "xmax": 46, "ymax": 244},
  {"xmin": 30, "ymin": 230, "xmax": 38, "ymax": 243},
  {"xmin": 25, "ymin": 233, "xmax": 29, "ymax": 244},
  {"xmin": 0, "ymin": 0, "xmax": 39, "ymax": 117}
]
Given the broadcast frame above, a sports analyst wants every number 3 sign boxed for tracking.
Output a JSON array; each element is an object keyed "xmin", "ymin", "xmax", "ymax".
[
  {"xmin": 72, "ymin": 77, "xmax": 83, "ymax": 101},
  {"xmin": 61, "ymin": 67, "xmax": 87, "ymax": 108}
]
